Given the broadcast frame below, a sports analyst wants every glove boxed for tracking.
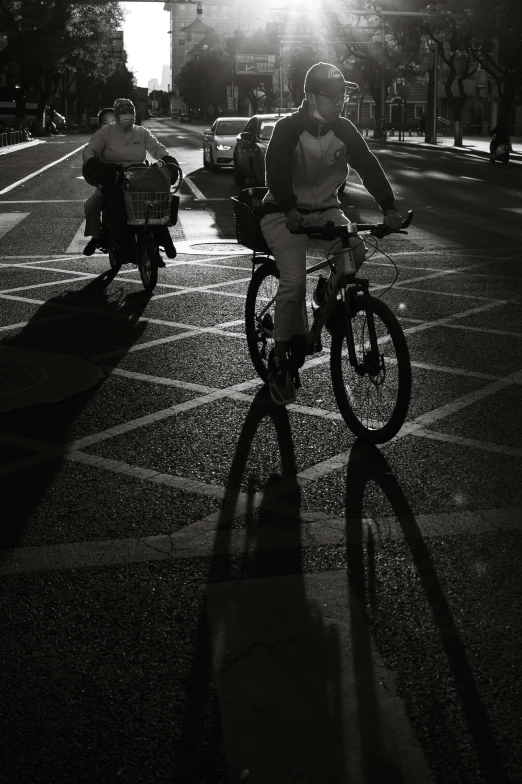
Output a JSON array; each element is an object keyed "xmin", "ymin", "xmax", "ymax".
[
  {"xmin": 160, "ymin": 154, "xmax": 181, "ymax": 185},
  {"xmin": 84, "ymin": 158, "xmax": 119, "ymax": 187},
  {"xmin": 383, "ymin": 209, "xmax": 403, "ymax": 231}
]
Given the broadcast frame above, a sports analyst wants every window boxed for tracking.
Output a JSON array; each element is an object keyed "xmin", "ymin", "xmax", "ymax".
[
  {"xmin": 211, "ymin": 121, "xmax": 217, "ymax": 133},
  {"xmin": 414, "ymin": 104, "xmax": 425, "ymax": 118},
  {"xmin": 216, "ymin": 120, "xmax": 248, "ymax": 136},
  {"xmin": 259, "ymin": 120, "xmax": 277, "ymax": 140},
  {"xmin": 369, "ymin": 103, "xmax": 375, "ymax": 118}
]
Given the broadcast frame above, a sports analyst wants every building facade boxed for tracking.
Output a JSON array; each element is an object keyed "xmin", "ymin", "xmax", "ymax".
[{"xmin": 165, "ymin": 0, "xmax": 260, "ymax": 86}]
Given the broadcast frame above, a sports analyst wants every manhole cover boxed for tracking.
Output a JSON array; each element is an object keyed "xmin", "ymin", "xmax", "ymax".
[{"xmin": 0, "ymin": 362, "xmax": 46, "ymax": 394}]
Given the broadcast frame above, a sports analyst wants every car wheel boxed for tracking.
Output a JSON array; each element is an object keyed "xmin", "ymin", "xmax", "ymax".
[{"xmin": 209, "ymin": 151, "xmax": 220, "ymax": 172}]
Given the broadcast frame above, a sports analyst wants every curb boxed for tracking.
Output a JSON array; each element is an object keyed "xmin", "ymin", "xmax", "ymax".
[{"xmin": 366, "ymin": 138, "xmax": 522, "ymax": 161}]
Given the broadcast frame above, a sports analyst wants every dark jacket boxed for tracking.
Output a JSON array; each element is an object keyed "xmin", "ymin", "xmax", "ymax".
[{"xmin": 263, "ymin": 101, "xmax": 396, "ymax": 214}]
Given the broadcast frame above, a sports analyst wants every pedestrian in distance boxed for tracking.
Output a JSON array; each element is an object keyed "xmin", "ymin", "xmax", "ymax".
[
  {"xmin": 82, "ymin": 107, "xmax": 116, "ymax": 256},
  {"xmin": 259, "ymin": 61, "xmax": 403, "ymax": 406},
  {"xmin": 419, "ymin": 111, "xmax": 426, "ymax": 136}
]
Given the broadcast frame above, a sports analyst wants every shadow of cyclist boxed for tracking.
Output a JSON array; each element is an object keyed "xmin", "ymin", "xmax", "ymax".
[
  {"xmin": 171, "ymin": 389, "xmax": 346, "ymax": 784},
  {"xmin": 0, "ymin": 270, "xmax": 150, "ymax": 551},
  {"xmin": 344, "ymin": 439, "xmax": 510, "ymax": 784}
]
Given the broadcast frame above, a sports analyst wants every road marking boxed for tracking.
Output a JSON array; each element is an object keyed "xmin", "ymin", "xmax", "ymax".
[
  {"xmin": 0, "ymin": 212, "xmax": 30, "ymax": 239},
  {"xmin": 460, "ymin": 176, "xmax": 484, "ymax": 181},
  {"xmin": 183, "ymin": 175, "xmax": 207, "ymax": 201},
  {"xmin": 0, "ymin": 504, "xmax": 519, "ymax": 575},
  {"xmin": 65, "ymin": 219, "xmax": 88, "ymax": 253},
  {"xmin": 0, "ymin": 143, "xmax": 86, "ymax": 195}
]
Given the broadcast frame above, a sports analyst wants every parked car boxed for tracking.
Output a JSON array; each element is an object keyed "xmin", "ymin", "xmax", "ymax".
[
  {"xmin": 233, "ymin": 113, "xmax": 286, "ymax": 186},
  {"xmin": 203, "ymin": 117, "xmax": 249, "ymax": 171},
  {"xmin": 180, "ymin": 112, "xmax": 191, "ymax": 124}
]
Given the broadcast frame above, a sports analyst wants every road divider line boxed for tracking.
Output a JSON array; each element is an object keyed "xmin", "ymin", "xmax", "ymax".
[{"xmin": 0, "ymin": 143, "xmax": 86, "ymax": 195}]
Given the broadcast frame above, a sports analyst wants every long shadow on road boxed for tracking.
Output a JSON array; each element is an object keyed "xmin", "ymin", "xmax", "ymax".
[
  {"xmin": 170, "ymin": 389, "xmax": 346, "ymax": 783},
  {"xmin": 0, "ymin": 271, "xmax": 150, "ymax": 551},
  {"xmin": 344, "ymin": 440, "xmax": 510, "ymax": 784}
]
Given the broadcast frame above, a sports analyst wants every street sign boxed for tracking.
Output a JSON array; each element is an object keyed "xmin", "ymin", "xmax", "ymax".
[
  {"xmin": 235, "ymin": 54, "xmax": 276, "ymax": 75},
  {"xmin": 266, "ymin": 22, "xmax": 314, "ymax": 47}
]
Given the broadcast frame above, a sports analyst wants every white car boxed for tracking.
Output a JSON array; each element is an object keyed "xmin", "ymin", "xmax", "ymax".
[{"xmin": 203, "ymin": 117, "xmax": 249, "ymax": 171}]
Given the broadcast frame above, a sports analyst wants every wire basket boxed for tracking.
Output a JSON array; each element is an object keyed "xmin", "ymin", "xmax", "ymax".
[
  {"xmin": 231, "ymin": 197, "xmax": 272, "ymax": 255},
  {"xmin": 124, "ymin": 191, "xmax": 171, "ymax": 226}
]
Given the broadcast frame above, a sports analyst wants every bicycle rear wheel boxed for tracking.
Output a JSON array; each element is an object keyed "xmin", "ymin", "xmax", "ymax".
[
  {"xmin": 245, "ymin": 259, "xmax": 279, "ymax": 382},
  {"xmin": 330, "ymin": 295, "xmax": 411, "ymax": 443},
  {"xmin": 139, "ymin": 234, "xmax": 159, "ymax": 293}
]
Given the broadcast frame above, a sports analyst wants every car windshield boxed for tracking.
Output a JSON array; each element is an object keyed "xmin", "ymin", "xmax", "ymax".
[
  {"xmin": 216, "ymin": 120, "xmax": 248, "ymax": 136},
  {"xmin": 259, "ymin": 121, "xmax": 277, "ymax": 140}
]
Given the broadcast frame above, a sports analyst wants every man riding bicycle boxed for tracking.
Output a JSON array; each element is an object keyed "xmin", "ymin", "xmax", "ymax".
[
  {"xmin": 82, "ymin": 97, "xmax": 179, "ymax": 264},
  {"xmin": 260, "ymin": 62, "xmax": 403, "ymax": 406}
]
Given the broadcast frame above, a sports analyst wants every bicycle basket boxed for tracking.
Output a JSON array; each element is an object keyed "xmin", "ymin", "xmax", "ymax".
[
  {"xmin": 123, "ymin": 164, "xmax": 172, "ymax": 226},
  {"xmin": 232, "ymin": 187, "xmax": 271, "ymax": 254},
  {"xmin": 124, "ymin": 190, "xmax": 172, "ymax": 225}
]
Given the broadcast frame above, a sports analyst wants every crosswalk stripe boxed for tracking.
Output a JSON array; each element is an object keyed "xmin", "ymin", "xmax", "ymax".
[{"xmin": 0, "ymin": 212, "xmax": 30, "ymax": 239}]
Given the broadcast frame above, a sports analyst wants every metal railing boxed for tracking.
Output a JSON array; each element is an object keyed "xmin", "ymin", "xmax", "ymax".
[{"xmin": 0, "ymin": 130, "xmax": 23, "ymax": 147}]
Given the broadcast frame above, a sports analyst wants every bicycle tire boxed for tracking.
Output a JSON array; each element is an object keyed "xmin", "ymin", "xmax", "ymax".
[
  {"xmin": 245, "ymin": 259, "xmax": 279, "ymax": 382},
  {"xmin": 330, "ymin": 295, "xmax": 411, "ymax": 443},
  {"xmin": 139, "ymin": 234, "xmax": 159, "ymax": 293},
  {"xmin": 108, "ymin": 245, "xmax": 121, "ymax": 273}
]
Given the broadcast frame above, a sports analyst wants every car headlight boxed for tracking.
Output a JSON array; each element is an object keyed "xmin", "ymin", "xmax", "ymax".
[{"xmin": 216, "ymin": 145, "xmax": 232, "ymax": 151}]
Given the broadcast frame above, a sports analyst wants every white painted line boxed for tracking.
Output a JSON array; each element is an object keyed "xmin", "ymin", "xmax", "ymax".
[
  {"xmin": 0, "ymin": 494, "xmax": 518, "ymax": 568},
  {"xmin": 460, "ymin": 176, "xmax": 484, "ymax": 181},
  {"xmin": 182, "ymin": 175, "xmax": 206, "ymax": 201},
  {"xmin": 65, "ymin": 219, "xmax": 88, "ymax": 254},
  {"xmin": 0, "ymin": 212, "xmax": 30, "ymax": 239},
  {"xmin": 0, "ymin": 143, "xmax": 86, "ymax": 195}
]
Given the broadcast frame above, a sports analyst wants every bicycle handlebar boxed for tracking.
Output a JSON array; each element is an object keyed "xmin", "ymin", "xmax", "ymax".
[{"xmin": 294, "ymin": 210, "xmax": 413, "ymax": 239}]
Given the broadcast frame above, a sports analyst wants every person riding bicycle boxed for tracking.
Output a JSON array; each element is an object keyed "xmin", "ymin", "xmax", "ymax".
[
  {"xmin": 82, "ymin": 97, "xmax": 179, "ymax": 264},
  {"xmin": 83, "ymin": 107, "xmax": 116, "ymax": 256},
  {"xmin": 260, "ymin": 62, "xmax": 403, "ymax": 406}
]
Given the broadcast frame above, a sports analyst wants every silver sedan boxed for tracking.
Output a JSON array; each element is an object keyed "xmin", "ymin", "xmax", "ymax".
[{"xmin": 203, "ymin": 117, "xmax": 249, "ymax": 171}]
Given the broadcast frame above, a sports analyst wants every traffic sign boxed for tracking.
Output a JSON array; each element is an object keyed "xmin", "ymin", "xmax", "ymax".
[
  {"xmin": 266, "ymin": 22, "xmax": 314, "ymax": 47},
  {"xmin": 235, "ymin": 54, "xmax": 277, "ymax": 75}
]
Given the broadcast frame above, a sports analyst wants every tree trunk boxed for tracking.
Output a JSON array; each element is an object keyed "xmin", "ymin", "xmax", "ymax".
[
  {"xmin": 425, "ymin": 66, "xmax": 435, "ymax": 143},
  {"xmin": 454, "ymin": 120, "xmax": 463, "ymax": 146}
]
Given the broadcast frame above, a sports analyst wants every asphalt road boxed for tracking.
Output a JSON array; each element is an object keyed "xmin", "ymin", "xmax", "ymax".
[{"xmin": 0, "ymin": 120, "xmax": 520, "ymax": 784}]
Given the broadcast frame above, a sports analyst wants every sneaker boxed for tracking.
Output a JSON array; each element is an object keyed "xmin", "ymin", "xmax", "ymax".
[
  {"xmin": 83, "ymin": 238, "xmax": 98, "ymax": 256},
  {"xmin": 268, "ymin": 351, "xmax": 296, "ymax": 406}
]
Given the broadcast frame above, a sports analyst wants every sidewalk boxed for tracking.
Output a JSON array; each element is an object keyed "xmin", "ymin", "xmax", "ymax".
[{"xmin": 366, "ymin": 132, "xmax": 522, "ymax": 160}]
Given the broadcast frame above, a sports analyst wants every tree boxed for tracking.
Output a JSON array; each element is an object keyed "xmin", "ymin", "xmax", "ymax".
[
  {"xmin": 0, "ymin": 0, "xmax": 126, "ymax": 127},
  {"xmin": 322, "ymin": 3, "xmax": 424, "ymax": 133},
  {"xmin": 176, "ymin": 50, "xmax": 232, "ymax": 116},
  {"xmin": 466, "ymin": 0, "xmax": 522, "ymax": 123}
]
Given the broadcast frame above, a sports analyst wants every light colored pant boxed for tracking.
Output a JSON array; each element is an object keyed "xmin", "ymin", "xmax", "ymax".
[
  {"xmin": 84, "ymin": 189, "xmax": 103, "ymax": 238},
  {"xmin": 260, "ymin": 208, "xmax": 352, "ymax": 342}
]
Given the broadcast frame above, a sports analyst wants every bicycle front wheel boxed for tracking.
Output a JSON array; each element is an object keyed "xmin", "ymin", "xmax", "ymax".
[
  {"xmin": 139, "ymin": 234, "xmax": 159, "ymax": 293},
  {"xmin": 245, "ymin": 259, "xmax": 279, "ymax": 382},
  {"xmin": 330, "ymin": 295, "xmax": 411, "ymax": 443}
]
